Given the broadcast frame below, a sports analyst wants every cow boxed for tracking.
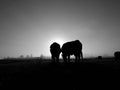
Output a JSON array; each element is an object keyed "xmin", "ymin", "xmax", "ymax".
[
  {"xmin": 114, "ymin": 51, "xmax": 120, "ymax": 62},
  {"xmin": 50, "ymin": 42, "xmax": 61, "ymax": 63},
  {"xmin": 98, "ymin": 56, "xmax": 102, "ymax": 60},
  {"xmin": 61, "ymin": 40, "xmax": 83, "ymax": 63}
]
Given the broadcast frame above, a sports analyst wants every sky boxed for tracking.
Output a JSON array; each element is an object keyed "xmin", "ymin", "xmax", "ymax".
[{"xmin": 0, "ymin": 0, "xmax": 120, "ymax": 58}]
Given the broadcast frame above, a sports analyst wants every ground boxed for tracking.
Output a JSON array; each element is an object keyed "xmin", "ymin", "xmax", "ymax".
[{"xmin": 0, "ymin": 58, "xmax": 120, "ymax": 89}]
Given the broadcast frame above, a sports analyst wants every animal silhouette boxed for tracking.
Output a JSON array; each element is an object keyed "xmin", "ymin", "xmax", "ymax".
[
  {"xmin": 98, "ymin": 56, "xmax": 102, "ymax": 60},
  {"xmin": 50, "ymin": 42, "xmax": 61, "ymax": 63},
  {"xmin": 114, "ymin": 51, "xmax": 120, "ymax": 62},
  {"xmin": 61, "ymin": 40, "xmax": 83, "ymax": 63}
]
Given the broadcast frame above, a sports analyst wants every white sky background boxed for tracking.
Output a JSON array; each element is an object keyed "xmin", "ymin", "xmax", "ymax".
[{"xmin": 0, "ymin": 0, "xmax": 120, "ymax": 58}]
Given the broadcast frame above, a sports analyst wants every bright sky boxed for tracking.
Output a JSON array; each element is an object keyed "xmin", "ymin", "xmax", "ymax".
[{"xmin": 0, "ymin": 0, "xmax": 120, "ymax": 58}]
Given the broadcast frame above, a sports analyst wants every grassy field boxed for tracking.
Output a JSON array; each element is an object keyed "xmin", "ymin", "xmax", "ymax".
[{"xmin": 0, "ymin": 57, "xmax": 120, "ymax": 89}]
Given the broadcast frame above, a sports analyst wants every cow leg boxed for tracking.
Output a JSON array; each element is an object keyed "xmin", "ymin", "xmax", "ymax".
[
  {"xmin": 68, "ymin": 55, "xmax": 70, "ymax": 63},
  {"xmin": 62, "ymin": 54, "xmax": 67, "ymax": 63},
  {"xmin": 78, "ymin": 54, "xmax": 80, "ymax": 63},
  {"xmin": 64, "ymin": 57, "xmax": 67, "ymax": 63},
  {"xmin": 56, "ymin": 55, "xmax": 59, "ymax": 63},
  {"xmin": 52, "ymin": 55, "xmax": 55, "ymax": 63},
  {"xmin": 80, "ymin": 51, "xmax": 83, "ymax": 60},
  {"xmin": 75, "ymin": 55, "xmax": 77, "ymax": 63},
  {"xmin": 75, "ymin": 54, "xmax": 79, "ymax": 63}
]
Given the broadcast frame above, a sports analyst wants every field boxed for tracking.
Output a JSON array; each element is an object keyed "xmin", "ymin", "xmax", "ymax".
[{"xmin": 0, "ymin": 57, "xmax": 120, "ymax": 89}]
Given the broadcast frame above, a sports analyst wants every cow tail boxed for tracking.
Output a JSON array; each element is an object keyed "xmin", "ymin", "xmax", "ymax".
[{"xmin": 81, "ymin": 51, "xmax": 83, "ymax": 60}]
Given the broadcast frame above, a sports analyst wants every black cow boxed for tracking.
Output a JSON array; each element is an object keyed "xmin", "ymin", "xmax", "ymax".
[
  {"xmin": 114, "ymin": 51, "xmax": 120, "ymax": 62},
  {"xmin": 61, "ymin": 40, "xmax": 83, "ymax": 63},
  {"xmin": 98, "ymin": 56, "xmax": 102, "ymax": 60},
  {"xmin": 50, "ymin": 42, "xmax": 61, "ymax": 63}
]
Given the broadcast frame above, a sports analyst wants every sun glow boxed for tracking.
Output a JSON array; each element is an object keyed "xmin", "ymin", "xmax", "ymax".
[
  {"xmin": 45, "ymin": 35, "xmax": 67, "ymax": 56},
  {"xmin": 48, "ymin": 36, "xmax": 66, "ymax": 47},
  {"xmin": 53, "ymin": 37, "xmax": 64, "ymax": 46}
]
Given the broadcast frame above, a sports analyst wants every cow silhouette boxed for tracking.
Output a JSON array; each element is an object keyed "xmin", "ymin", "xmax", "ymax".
[
  {"xmin": 50, "ymin": 42, "xmax": 61, "ymax": 63},
  {"xmin": 61, "ymin": 40, "xmax": 83, "ymax": 63},
  {"xmin": 114, "ymin": 51, "xmax": 120, "ymax": 62},
  {"xmin": 98, "ymin": 56, "xmax": 102, "ymax": 60}
]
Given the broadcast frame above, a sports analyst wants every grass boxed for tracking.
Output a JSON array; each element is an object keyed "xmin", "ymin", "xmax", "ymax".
[{"xmin": 0, "ymin": 57, "xmax": 120, "ymax": 89}]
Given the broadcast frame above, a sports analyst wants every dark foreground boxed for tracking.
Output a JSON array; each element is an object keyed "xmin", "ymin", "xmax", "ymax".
[{"xmin": 0, "ymin": 58, "xmax": 120, "ymax": 89}]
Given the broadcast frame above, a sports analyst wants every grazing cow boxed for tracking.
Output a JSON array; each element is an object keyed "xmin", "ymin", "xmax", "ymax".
[
  {"xmin": 50, "ymin": 42, "xmax": 61, "ymax": 63},
  {"xmin": 98, "ymin": 56, "xmax": 102, "ymax": 60},
  {"xmin": 114, "ymin": 51, "xmax": 120, "ymax": 62},
  {"xmin": 61, "ymin": 40, "xmax": 83, "ymax": 63}
]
